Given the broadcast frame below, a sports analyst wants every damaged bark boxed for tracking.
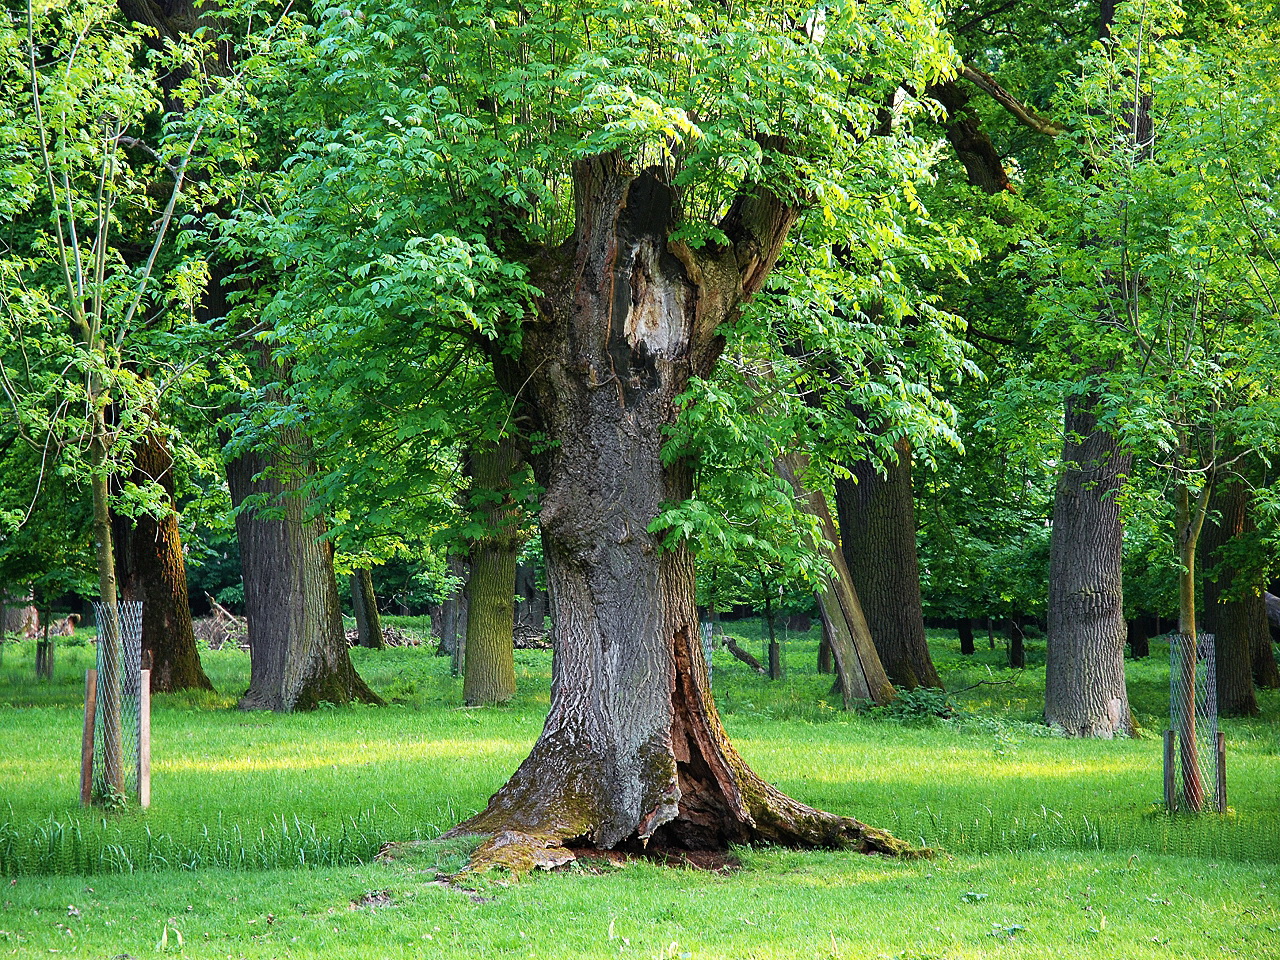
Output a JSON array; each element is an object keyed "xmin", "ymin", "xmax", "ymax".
[{"xmin": 448, "ymin": 157, "xmax": 913, "ymax": 868}]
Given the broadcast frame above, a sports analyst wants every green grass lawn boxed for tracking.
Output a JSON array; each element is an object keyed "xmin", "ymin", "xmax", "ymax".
[{"xmin": 0, "ymin": 621, "xmax": 1277, "ymax": 958}]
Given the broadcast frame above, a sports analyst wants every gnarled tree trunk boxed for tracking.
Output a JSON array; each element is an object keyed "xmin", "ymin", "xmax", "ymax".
[
  {"xmin": 228, "ymin": 438, "xmax": 381, "ymax": 712},
  {"xmin": 835, "ymin": 441, "xmax": 939, "ymax": 689},
  {"xmin": 449, "ymin": 159, "xmax": 909, "ymax": 867},
  {"xmin": 112, "ymin": 429, "xmax": 212, "ymax": 693},
  {"xmin": 1044, "ymin": 393, "xmax": 1133, "ymax": 737}
]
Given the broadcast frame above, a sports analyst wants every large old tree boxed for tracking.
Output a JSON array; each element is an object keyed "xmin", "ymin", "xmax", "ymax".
[{"xmin": 259, "ymin": 0, "xmax": 953, "ymax": 862}]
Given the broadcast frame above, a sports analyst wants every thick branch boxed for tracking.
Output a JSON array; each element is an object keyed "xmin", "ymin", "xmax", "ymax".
[{"xmin": 960, "ymin": 63, "xmax": 1065, "ymax": 137}]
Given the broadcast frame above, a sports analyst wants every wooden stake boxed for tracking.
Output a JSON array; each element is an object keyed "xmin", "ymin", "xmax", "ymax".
[
  {"xmin": 138, "ymin": 668, "xmax": 151, "ymax": 809},
  {"xmin": 1215, "ymin": 730, "xmax": 1226, "ymax": 814},
  {"xmin": 80, "ymin": 669, "xmax": 98, "ymax": 807},
  {"xmin": 1162, "ymin": 729, "xmax": 1176, "ymax": 812}
]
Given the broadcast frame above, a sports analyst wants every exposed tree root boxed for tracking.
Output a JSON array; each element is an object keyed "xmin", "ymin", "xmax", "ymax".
[{"xmin": 437, "ymin": 624, "xmax": 929, "ymax": 877}]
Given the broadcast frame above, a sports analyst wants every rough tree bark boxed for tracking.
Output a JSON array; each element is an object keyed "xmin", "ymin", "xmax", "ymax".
[
  {"xmin": 1200, "ymin": 478, "xmax": 1261, "ymax": 717},
  {"xmin": 463, "ymin": 437, "xmax": 523, "ymax": 706},
  {"xmin": 112, "ymin": 429, "xmax": 213, "ymax": 693},
  {"xmin": 448, "ymin": 158, "xmax": 911, "ymax": 868},
  {"xmin": 350, "ymin": 567, "xmax": 386, "ymax": 650},
  {"xmin": 228, "ymin": 437, "xmax": 381, "ymax": 712},
  {"xmin": 1044, "ymin": 394, "xmax": 1134, "ymax": 737},
  {"xmin": 835, "ymin": 441, "xmax": 940, "ymax": 689}
]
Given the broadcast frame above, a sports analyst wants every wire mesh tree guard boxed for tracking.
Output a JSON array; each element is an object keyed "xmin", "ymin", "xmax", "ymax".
[
  {"xmin": 79, "ymin": 601, "xmax": 150, "ymax": 808},
  {"xmin": 1164, "ymin": 632, "xmax": 1225, "ymax": 814}
]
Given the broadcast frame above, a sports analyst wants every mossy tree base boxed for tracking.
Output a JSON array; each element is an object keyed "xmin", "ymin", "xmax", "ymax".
[{"xmin": 444, "ymin": 598, "xmax": 924, "ymax": 875}]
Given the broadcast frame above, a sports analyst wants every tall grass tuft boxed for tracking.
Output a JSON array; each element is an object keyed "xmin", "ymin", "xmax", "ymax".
[{"xmin": 0, "ymin": 809, "xmax": 393, "ymax": 876}]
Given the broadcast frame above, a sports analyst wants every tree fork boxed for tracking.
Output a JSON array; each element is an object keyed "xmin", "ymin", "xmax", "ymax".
[{"xmin": 447, "ymin": 158, "xmax": 909, "ymax": 870}]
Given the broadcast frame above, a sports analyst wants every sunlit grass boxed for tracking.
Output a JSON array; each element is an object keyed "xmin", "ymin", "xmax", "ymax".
[
  {"xmin": 1, "ymin": 624, "xmax": 1278, "ymax": 873},
  {"xmin": 0, "ymin": 618, "xmax": 1277, "ymax": 955}
]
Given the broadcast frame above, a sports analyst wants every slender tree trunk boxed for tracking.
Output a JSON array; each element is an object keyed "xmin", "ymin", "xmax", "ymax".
[
  {"xmin": 1173, "ymin": 477, "xmax": 1212, "ymax": 812},
  {"xmin": 513, "ymin": 560, "xmax": 547, "ymax": 635},
  {"xmin": 112, "ymin": 429, "xmax": 213, "ymax": 693},
  {"xmin": 835, "ymin": 442, "xmax": 939, "ymax": 688},
  {"xmin": 1006, "ymin": 618, "xmax": 1026, "ymax": 669},
  {"xmin": 761, "ymin": 569, "xmax": 782, "ymax": 681},
  {"xmin": 1201, "ymin": 478, "xmax": 1260, "ymax": 717},
  {"xmin": 817, "ymin": 624, "xmax": 834, "ymax": 674},
  {"xmin": 350, "ymin": 567, "xmax": 386, "ymax": 650},
  {"xmin": 463, "ymin": 437, "xmax": 522, "ymax": 706},
  {"xmin": 1044, "ymin": 393, "xmax": 1133, "ymax": 737},
  {"xmin": 435, "ymin": 555, "xmax": 470, "ymax": 673},
  {"xmin": 89, "ymin": 402, "xmax": 126, "ymax": 796},
  {"xmin": 449, "ymin": 159, "xmax": 909, "ymax": 866},
  {"xmin": 227, "ymin": 438, "xmax": 381, "ymax": 712}
]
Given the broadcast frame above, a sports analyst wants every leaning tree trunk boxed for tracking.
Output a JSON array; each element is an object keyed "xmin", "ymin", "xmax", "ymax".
[
  {"xmin": 227, "ymin": 439, "xmax": 381, "ymax": 712},
  {"xmin": 774, "ymin": 453, "xmax": 895, "ymax": 708},
  {"xmin": 112, "ymin": 429, "xmax": 213, "ymax": 693},
  {"xmin": 350, "ymin": 567, "xmax": 386, "ymax": 650},
  {"xmin": 1201, "ymin": 478, "xmax": 1260, "ymax": 717},
  {"xmin": 835, "ymin": 441, "xmax": 940, "ymax": 689},
  {"xmin": 449, "ymin": 158, "xmax": 910, "ymax": 869},
  {"xmin": 1044, "ymin": 392, "xmax": 1134, "ymax": 737},
  {"xmin": 463, "ymin": 437, "xmax": 523, "ymax": 706}
]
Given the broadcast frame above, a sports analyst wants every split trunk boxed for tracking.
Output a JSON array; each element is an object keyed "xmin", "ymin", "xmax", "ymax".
[{"xmin": 450, "ymin": 159, "xmax": 908, "ymax": 865}]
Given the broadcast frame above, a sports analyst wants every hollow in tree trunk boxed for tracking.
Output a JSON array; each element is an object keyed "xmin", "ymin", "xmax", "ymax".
[
  {"xmin": 228, "ymin": 439, "xmax": 381, "ymax": 712},
  {"xmin": 448, "ymin": 158, "xmax": 909, "ymax": 868},
  {"xmin": 1044, "ymin": 392, "xmax": 1133, "ymax": 737},
  {"xmin": 112, "ymin": 429, "xmax": 213, "ymax": 693},
  {"xmin": 463, "ymin": 437, "xmax": 523, "ymax": 706},
  {"xmin": 1201, "ymin": 478, "xmax": 1260, "ymax": 717},
  {"xmin": 350, "ymin": 567, "xmax": 386, "ymax": 650},
  {"xmin": 835, "ymin": 441, "xmax": 939, "ymax": 689}
]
